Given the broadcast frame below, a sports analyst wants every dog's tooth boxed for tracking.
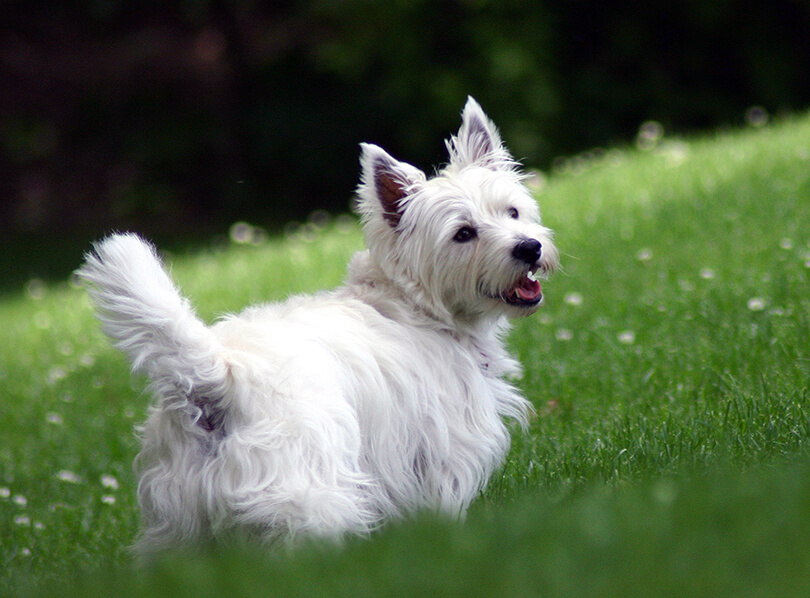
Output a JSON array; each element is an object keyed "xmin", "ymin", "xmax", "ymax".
[{"xmin": 526, "ymin": 270, "xmax": 537, "ymax": 282}]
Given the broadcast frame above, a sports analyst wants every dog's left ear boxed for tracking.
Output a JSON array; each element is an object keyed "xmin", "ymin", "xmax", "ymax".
[
  {"xmin": 447, "ymin": 97, "xmax": 515, "ymax": 170},
  {"xmin": 358, "ymin": 143, "xmax": 425, "ymax": 229}
]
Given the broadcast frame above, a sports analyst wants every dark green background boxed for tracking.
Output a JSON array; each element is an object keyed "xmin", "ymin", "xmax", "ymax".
[{"xmin": 2, "ymin": 0, "xmax": 808, "ymax": 237}]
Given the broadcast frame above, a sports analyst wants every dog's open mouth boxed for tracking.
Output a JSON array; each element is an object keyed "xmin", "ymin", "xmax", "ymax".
[{"xmin": 502, "ymin": 270, "xmax": 543, "ymax": 306}]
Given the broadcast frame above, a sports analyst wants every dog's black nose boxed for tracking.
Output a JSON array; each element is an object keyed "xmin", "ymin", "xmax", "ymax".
[{"xmin": 512, "ymin": 238, "xmax": 542, "ymax": 265}]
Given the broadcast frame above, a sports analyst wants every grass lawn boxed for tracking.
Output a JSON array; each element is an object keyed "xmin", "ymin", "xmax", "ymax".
[{"xmin": 2, "ymin": 113, "xmax": 809, "ymax": 596}]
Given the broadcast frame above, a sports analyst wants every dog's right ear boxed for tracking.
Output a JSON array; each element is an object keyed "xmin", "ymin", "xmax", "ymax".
[
  {"xmin": 447, "ymin": 97, "xmax": 515, "ymax": 171},
  {"xmin": 357, "ymin": 143, "xmax": 425, "ymax": 229}
]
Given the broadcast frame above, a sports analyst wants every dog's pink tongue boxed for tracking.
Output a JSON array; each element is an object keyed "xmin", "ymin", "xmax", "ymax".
[{"xmin": 517, "ymin": 277, "xmax": 542, "ymax": 301}]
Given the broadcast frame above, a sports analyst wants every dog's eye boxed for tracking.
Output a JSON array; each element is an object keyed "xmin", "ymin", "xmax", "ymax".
[
  {"xmin": 453, "ymin": 226, "xmax": 477, "ymax": 243},
  {"xmin": 508, "ymin": 207, "xmax": 519, "ymax": 219}
]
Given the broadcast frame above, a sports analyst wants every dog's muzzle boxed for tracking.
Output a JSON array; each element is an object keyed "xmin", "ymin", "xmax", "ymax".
[{"xmin": 501, "ymin": 238, "xmax": 544, "ymax": 307}]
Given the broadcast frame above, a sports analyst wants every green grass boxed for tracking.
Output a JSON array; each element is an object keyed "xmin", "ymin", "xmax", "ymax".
[{"xmin": 2, "ymin": 114, "xmax": 810, "ymax": 596}]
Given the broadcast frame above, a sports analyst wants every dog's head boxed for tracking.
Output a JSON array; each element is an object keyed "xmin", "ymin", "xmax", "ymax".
[{"xmin": 355, "ymin": 97, "xmax": 559, "ymax": 323}]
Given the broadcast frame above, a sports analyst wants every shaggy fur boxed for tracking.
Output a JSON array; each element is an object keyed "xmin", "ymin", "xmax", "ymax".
[{"xmin": 78, "ymin": 97, "xmax": 559, "ymax": 555}]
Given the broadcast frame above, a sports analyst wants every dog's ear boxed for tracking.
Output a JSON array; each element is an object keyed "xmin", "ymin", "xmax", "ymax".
[
  {"xmin": 447, "ymin": 97, "xmax": 515, "ymax": 170},
  {"xmin": 358, "ymin": 143, "xmax": 425, "ymax": 229}
]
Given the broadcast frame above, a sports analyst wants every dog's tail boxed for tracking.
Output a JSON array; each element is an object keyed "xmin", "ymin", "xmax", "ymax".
[{"xmin": 78, "ymin": 233, "xmax": 228, "ymax": 407}]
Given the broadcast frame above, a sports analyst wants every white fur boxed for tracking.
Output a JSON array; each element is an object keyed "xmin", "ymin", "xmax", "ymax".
[{"xmin": 78, "ymin": 97, "xmax": 559, "ymax": 555}]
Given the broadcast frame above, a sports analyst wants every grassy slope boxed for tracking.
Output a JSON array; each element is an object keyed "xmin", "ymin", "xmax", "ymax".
[
  {"xmin": 1, "ymin": 114, "xmax": 809, "ymax": 596},
  {"xmin": 497, "ymin": 119, "xmax": 810, "ymax": 493}
]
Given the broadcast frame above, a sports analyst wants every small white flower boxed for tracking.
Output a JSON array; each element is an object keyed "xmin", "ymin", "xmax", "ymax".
[
  {"xmin": 699, "ymin": 268, "xmax": 716, "ymax": 280},
  {"xmin": 636, "ymin": 248, "xmax": 653, "ymax": 262},
  {"xmin": 79, "ymin": 353, "xmax": 96, "ymax": 368},
  {"xmin": 45, "ymin": 412, "xmax": 63, "ymax": 425},
  {"xmin": 555, "ymin": 329, "xmax": 574, "ymax": 341},
  {"xmin": 745, "ymin": 106, "xmax": 768, "ymax": 127},
  {"xmin": 14, "ymin": 515, "xmax": 31, "ymax": 527},
  {"xmin": 229, "ymin": 221, "xmax": 255, "ymax": 244},
  {"xmin": 636, "ymin": 121, "xmax": 664, "ymax": 150},
  {"xmin": 100, "ymin": 475, "xmax": 119, "ymax": 490},
  {"xmin": 564, "ymin": 292, "xmax": 583, "ymax": 306},
  {"xmin": 56, "ymin": 470, "xmax": 81, "ymax": 484},
  {"xmin": 47, "ymin": 366, "xmax": 67, "ymax": 386},
  {"xmin": 13, "ymin": 495, "xmax": 27, "ymax": 507},
  {"xmin": 617, "ymin": 331, "xmax": 636, "ymax": 345},
  {"xmin": 779, "ymin": 238, "xmax": 793, "ymax": 250},
  {"xmin": 229, "ymin": 221, "xmax": 267, "ymax": 246},
  {"xmin": 25, "ymin": 278, "xmax": 46, "ymax": 301},
  {"xmin": 101, "ymin": 495, "xmax": 116, "ymax": 505},
  {"xmin": 747, "ymin": 297, "xmax": 766, "ymax": 311},
  {"xmin": 0, "ymin": 487, "xmax": 10, "ymax": 499}
]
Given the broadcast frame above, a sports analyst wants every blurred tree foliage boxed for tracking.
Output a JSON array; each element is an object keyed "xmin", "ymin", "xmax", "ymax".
[{"xmin": 1, "ymin": 0, "xmax": 809, "ymax": 235}]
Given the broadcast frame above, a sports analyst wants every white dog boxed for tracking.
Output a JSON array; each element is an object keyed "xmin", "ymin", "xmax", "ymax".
[{"xmin": 79, "ymin": 97, "xmax": 559, "ymax": 555}]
